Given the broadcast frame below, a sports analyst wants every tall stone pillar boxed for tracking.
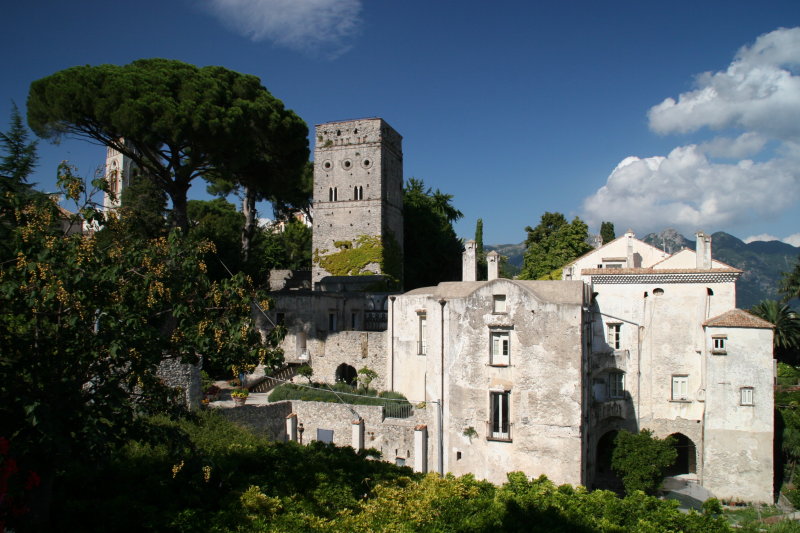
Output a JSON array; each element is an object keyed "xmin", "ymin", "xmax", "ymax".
[
  {"xmin": 462, "ymin": 240, "xmax": 477, "ymax": 281},
  {"xmin": 487, "ymin": 250, "xmax": 499, "ymax": 281},
  {"xmin": 286, "ymin": 413, "xmax": 298, "ymax": 442},
  {"xmin": 414, "ymin": 425, "xmax": 428, "ymax": 473},
  {"xmin": 352, "ymin": 418, "xmax": 365, "ymax": 451}
]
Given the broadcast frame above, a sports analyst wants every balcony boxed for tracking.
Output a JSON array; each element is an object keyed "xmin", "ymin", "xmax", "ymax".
[
  {"xmin": 592, "ymin": 398, "xmax": 631, "ymax": 422},
  {"xmin": 364, "ymin": 310, "xmax": 387, "ymax": 331},
  {"xmin": 591, "ymin": 349, "xmax": 629, "ymax": 372}
]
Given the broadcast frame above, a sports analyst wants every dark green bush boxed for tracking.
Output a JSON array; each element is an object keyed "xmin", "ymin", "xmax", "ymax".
[
  {"xmin": 611, "ymin": 429, "xmax": 677, "ymax": 495},
  {"xmin": 268, "ymin": 382, "xmax": 412, "ymax": 416}
]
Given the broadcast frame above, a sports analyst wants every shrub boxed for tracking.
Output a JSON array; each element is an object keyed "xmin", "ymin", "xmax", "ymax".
[{"xmin": 611, "ymin": 429, "xmax": 676, "ymax": 495}]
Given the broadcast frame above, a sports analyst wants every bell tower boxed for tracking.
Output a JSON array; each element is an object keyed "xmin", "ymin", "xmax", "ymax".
[{"xmin": 311, "ymin": 118, "xmax": 404, "ymax": 288}]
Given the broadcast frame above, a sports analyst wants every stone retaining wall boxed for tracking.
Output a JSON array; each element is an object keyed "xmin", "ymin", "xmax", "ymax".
[{"xmin": 217, "ymin": 399, "xmax": 436, "ymax": 471}]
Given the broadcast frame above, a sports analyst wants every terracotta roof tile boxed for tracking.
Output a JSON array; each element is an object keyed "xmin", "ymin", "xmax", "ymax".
[{"xmin": 704, "ymin": 309, "xmax": 774, "ymax": 329}]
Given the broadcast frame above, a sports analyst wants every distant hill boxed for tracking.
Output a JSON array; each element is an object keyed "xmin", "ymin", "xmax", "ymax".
[
  {"xmin": 487, "ymin": 230, "xmax": 799, "ymax": 309},
  {"xmin": 642, "ymin": 229, "xmax": 799, "ymax": 309}
]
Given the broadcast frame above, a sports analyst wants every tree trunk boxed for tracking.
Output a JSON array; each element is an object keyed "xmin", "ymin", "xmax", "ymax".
[
  {"xmin": 168, "ymin": 185, "xmax": 190, "ymax": 232},
  {"xmin": 241, "ymin": 185, "xmax": 256, "ymax": 264}
]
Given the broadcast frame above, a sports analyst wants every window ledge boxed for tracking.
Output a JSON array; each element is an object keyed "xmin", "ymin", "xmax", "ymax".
[
  {"xmin": 669, "ymin": 399, "xmax": 692, "ymax": 404},
  {"xmin": 487, "ymin": 436, "xmax": 513, "ymax": 443},
  {"xmin": 488, "ymin": 363, "xmax": 510, "ymax": 368},
  {"xmin": 711, "ymin": 350, "xmax": 727, "ymax": 355}
]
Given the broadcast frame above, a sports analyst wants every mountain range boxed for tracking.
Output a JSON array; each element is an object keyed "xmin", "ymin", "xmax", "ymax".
[{"xmin": 487, "ymin": 230, "xmax": 799, "ymax": 309}]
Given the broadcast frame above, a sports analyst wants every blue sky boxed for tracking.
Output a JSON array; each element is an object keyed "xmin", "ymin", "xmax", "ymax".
[{"xmin": 2, "ymin": 1, "xmax": 799, "ymax": 246}]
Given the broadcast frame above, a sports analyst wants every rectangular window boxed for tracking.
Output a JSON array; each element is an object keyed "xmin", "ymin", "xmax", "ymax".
[
  {"xmin": 351, "ymin": 311, "xmax": 358, "ymax": 330},
  {"xmin": 608, "ymin": 372, "xmax": 625, "ymax": 399},
  {"xmin": 418, "ymin": 315, "xmax": 427, "ymax": 355},
  {"xmin": 491, "ymin": 331, "xmax": 510, "ymax": 366},
  {"xmin": 328, "ymin": 312, "xmax": 337, "ymax": 332},
  {"xmin": 607, "ymin": 323, "xmax": 621, "ymax": 350},
  {"xmin": 740, "ymin": 387, "xmax": 754, "ymax": 406},
  {"xmin": 671, "ymin": 375, "xmax": 689, "ymax": 401},
  {"xmin": 493, "ymin": 295, "xmax": 507, "ymax": 313},
  {"xmin": 489, "ymin": 391, "xmax": 511, "ymax": 441},
  {"xmin": 317, "ymin": 429, "xmax": 334, "ymax": 443},
  {"xmin": 712, "ymin": 335, "xmax": 727, "ymax": 354}
]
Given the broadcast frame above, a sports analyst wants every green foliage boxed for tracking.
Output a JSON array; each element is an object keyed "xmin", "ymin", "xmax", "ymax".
[
  {"xmin": 268, "ymin": 382, "xmax": 411, "ymax": 417},
  {"xmin": 611, "ymin": 429, "xmax": 677, "ymax": 495},
  {"xmin": 476, "ymin": 218, "xmax": 487, "ymax": 280},
  {"xmin": 50, "ymin": 411, "xmax": 409, "ymax": 531},
  {"xmin": 0, "ymin": 169, "xmax": 283, "ymax": 525},
  {"xmin": 0, "ymin": 104, "xmax": 43, "ymax": 261},
  {"xmin": 357, "ymin": 367, "xmax": 378, "ymax": 392},
  {"xmin": 0, "ymin": 102, "xmax": 37, "ymax": 185},
  {"xmin": 780, "ymin": 256, "xmax": 800, "ymax": 303},
  {"xmin": 187, "ymin": 198, "xmax": 246, "ymax": 281},
  {"xmin": 28, "ymin": 58, "xmax": 308, "ymax": 231},
  {"xmin": 43, "ymin": 411, "xmax": 734, "ymax": 532},
  {"xmin": 751, "ymin": 300, "xmax": 800, "ymax": 365},
  {"xmin": 255, "ymin": 219, "xmax": 313, "ymax": 276},
  {"xmin": 600, "ymin": 221, "xmax": 616, "ymax": 244},
  {"xmin": 116, "ymin": 172, "xmax": 168, "ymax": 239},
  {"xmin": 403, "ymin": 178, "xmax": 463, "ymax": 290},
  {"xmin": 520, "ymin": 212, "xmax": 593, "ymax": 280},
  {"xmin": 314, "ymin": 234, "xmax": 399, "ymax": 287},
  {"xmin": 297, "ymin": 364, "xmax": 314, "ymax": 383}
]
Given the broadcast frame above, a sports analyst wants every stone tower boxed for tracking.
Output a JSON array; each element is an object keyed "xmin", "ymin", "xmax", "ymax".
[
  {"xmin": 311, "ymin": 118, "xmax": 404, "ymax": 288},
  {"xmin": 103, "ymin": 141, "xmax": 137, "ymax": 212}
]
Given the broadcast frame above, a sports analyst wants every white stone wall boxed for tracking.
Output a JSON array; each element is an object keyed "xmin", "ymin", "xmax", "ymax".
[
  {"xmin": 218, "ymin": 400, "xmax": 434, "ymax": 470},
  {"xmin": 703, "ymin": 326, "xmax": 774, "ymax": 503},
  {"xmin": 563, "ymin": 234, "xmax": 667, "ymax": 279},
  {"xmin": 391, "ymin": 279, "xmax": 587, "ymax": 486}
]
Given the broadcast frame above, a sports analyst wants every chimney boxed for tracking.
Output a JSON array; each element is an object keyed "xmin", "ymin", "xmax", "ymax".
[
  {"xmin": 462, "ymin": 240, "xmax": 477, "ymax": 281},
  {"xmin": 695, "ymin": 231, "xmax": 712, "ymax": 269},
  {"xmin": 625, "ymin": 229, "xmax": 635, "ymax": 268},
  {"xmin": 487, "ymin": 251, "xmax": 499, "ymax": 281}
]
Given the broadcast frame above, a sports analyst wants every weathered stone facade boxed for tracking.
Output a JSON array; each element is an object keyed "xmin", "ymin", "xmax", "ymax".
[
  {"xmin": 218, "ymin": 400, "xmax": 432, "ymax": 468},
  {"xmin": 157, "ymin": 357, "xmax": 202, "ymax": 409},
  {"xmin": 389, "ymin": 279, "xmax": 589, "ymax": 486},
  {"xmin": 262, "ymin": 120, "xmax": 774, "ymax": 503},
  {"xmin": 311, "ymin": 118, "xmax": 404, "ymax": 287}
]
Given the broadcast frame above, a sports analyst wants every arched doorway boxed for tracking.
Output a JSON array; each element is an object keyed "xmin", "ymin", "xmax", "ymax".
[
  {"xmin": 594, "ymin": 430, "xmax": 623, "ymax": 492},
  {"xmin": 335, "ymin": 363, "xmax": 357, "ymax": 386},
  {"xmin": 596, "ymin": 430, "xmax": 618, "ymax": 475},
  {"xmin": 665, "ymin": 433, "xmax": 697, "ymax": 476}
]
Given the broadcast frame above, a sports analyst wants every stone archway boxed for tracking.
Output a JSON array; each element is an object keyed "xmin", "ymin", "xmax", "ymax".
[
  {"xmin": 335, "ymin": 363, "xmax": 357, "ymax": 386},
  {"xmin": 665, "ymin": 433, "xmax": 697, "ymax": 476},
  {"xmin": 594, "ymin": 430, "xmax": 623, "ymax": 492}
]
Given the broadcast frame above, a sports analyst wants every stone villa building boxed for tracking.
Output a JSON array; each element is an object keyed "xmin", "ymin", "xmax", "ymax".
[{"xmin": 108, "ymin": 118, "xmax": 776, "ymax": 503}]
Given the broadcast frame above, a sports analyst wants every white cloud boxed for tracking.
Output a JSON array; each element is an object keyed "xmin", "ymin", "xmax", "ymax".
[
  {"xmin": 648, "ymin": 27, "xmax": 800, "ymax": 140},
  {"xmin": 744, "ymin": 233, "xmax": 780, "ymax": 243},
  {"xmin": 745, "ymin": 233, "xmax": 800, "ymax": 247},
  {"xmin": 583, "ymin": 28, "xmax": 800, "ymax": 235},
  {"xmin": 204, "ymin": 0, "xmax": 363, "ymax": 58},
  {"xmin": 582, "ymin": 144, "xmax": 800, "ymax": 234},
  {"xmin": 699, "ymin": 132, "xmax": 767, "ymax": 159},
  {"xmin": 782, "ymin": 233, "xmax": 800, "ymax": 247}
]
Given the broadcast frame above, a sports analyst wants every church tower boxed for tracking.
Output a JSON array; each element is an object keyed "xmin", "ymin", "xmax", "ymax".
[
  {"xmin": 311, "ymin": 118, "xmax": 404, "ymax": 288},
  {"xmin": 103, "ymin": 141, "xmax": 137, "ymax": 212}
]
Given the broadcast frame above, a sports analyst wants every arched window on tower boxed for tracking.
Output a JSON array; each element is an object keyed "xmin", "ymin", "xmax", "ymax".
[
  {"xmin": 334, "ymin": 187, "xmax": 338, "ymax": 201},
  {"xmin": 359, "ymin": 186, "xmax": 363, "ymax": 200},
  {"xmin": 354, "ymin": 186, "xmax": 359, "ymax": 200},
  {"xmin": 329, "ymin": 188, "xmax": 333, "ymax": 202}
]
